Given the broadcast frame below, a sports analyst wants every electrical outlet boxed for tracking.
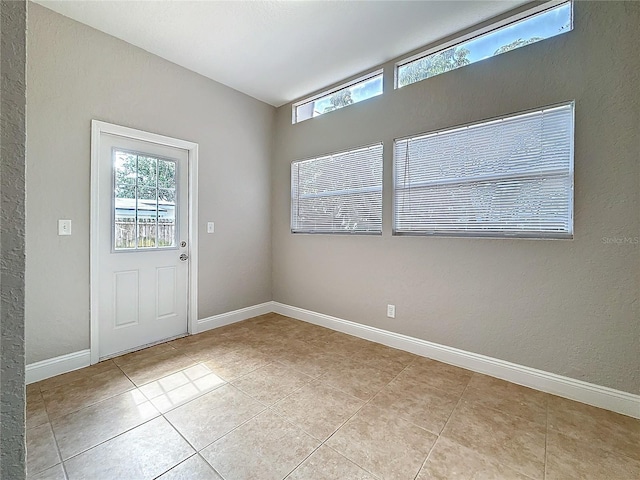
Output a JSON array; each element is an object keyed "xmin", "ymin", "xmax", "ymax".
[
  {"xmin": 207, "ymin": 222, "xmax": 215, "ymax": 233},
  {"xmin": 387, "ymin": 304, "xmax": 396, "ymax": 318}
]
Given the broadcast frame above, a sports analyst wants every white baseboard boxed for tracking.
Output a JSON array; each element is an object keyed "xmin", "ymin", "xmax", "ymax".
[
  {"xmin": 272, "ymin": 302, "xmax": 640, "ymax": 419},
  {"xmin": 195, "ymin": 301, "xmax": 274, "ymax": 334},
  {"xmin": 27, "ymin": 301, "xmax": 639, "ymax": 419},
  {"xmin": 25, "ymin": 302, "xmax": 273, "ymax": 384},
  {"xmin": 26, "ymin": 349, "xmax": 91, "ymax": 385}
]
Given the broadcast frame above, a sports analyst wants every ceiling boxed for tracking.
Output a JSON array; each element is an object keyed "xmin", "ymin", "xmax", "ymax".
[{"xmin": 36, "ymin": 0, "xmax": 529, "ymax": 107}]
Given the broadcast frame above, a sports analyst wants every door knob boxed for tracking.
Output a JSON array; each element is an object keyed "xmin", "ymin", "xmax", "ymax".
[{"xmin": 180, "ymin": 253, "xmax": 188, "ymax": 261}]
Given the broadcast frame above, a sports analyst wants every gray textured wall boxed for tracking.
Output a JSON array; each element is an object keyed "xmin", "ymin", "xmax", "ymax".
[
  {"xmin": 272, "ymin": 1, "xmax": 640, "ymax": 394},
  {"xmin": 26, "ymin": 3, "xmax": 274, "ymax": 363},
  {"xmin": 0, "ymin": 0, "xmax": 26, "ymax": 478}
]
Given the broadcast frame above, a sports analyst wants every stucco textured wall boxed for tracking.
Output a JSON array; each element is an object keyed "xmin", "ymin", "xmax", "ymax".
[
  {"xmin": 0, "ymin": 0, "xmax": 26, "ymax": 477},
  {"xmin": 272, "ymin": 1, "xmax": 640, "ymax": 394},
  {"xmin": 26, "ymin": 3, "xmax": 274, "ymax": 363}
]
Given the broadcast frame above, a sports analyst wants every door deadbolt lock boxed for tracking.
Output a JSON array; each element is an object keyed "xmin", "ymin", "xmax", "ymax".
[
  {"xmin": 180, "ymin": 241, "xmax": 187, "ymax": 247},
  {"xmin": 179, "ymin": 253, "xmax": 188, "ymax": 261}
]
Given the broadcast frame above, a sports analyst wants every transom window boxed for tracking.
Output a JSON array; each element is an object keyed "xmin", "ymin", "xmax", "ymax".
[
  {"xmin": 393, "ymin": 103, "xmax": 574, "ymax": 238},
  {"xmin": 291, "ymin": 144, "xmax": 383, "ymax": 234},
  {"xmin": 396, "ymin": 1, "xmax": 573, "ymax": 89},
  {"xmin": 113, "ymin": 150, "xmax": 177, "ymax": 250},
  {"xmin": 292, "ymin": 70, "xmax": 383, "ymax": 124}
]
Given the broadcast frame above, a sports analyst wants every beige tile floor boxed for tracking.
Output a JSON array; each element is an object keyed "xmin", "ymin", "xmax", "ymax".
[{"xmin": 26, "ymin": 314, "xmax": 640, "ymax": 480}]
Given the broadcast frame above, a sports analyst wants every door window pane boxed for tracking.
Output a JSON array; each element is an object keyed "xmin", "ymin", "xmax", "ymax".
[
  {"xmin": 137, "ymin": 186, "xmax": 158, "ymax": 248},
  {"xmin": 137, "ymin": 156, "xmax": 157, "ymax": 186},
  {"xmin": 113, "ymin": 151, "xmax": 178, "ymax": 250},
  {"xmin": 114, "ymin": 152, "xmax": 137, "ymax": 186},
  {"xmin": 114, "ymin": 186, "xmax": 136, "ymax": 250},
  {"xmin": 158, "ymin": 187, "xmax": 176, "ymax": 248},
  {"xmin": 158, "ymin": 159, "xmax": 176, "ymax": 188},
  {"xmin": 157, "ymin": 159, "xmax": 177, "ymax": 248}
]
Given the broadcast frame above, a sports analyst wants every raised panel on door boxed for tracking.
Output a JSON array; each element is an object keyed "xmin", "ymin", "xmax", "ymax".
[
  {"xmin": 156, "ymin": 266, "xmax": 177, "ymax": 319},
  {"xmin": 113, "ymin": 270, "xmax": 139, "ymax": 328}
]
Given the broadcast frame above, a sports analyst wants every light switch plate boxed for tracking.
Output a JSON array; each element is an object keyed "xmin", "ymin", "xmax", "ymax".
[
  {"xmin": 58, "ymin": 219, "xmax": 72, "ymax": 236},
  {"xmin": 207, "ymin": 222, "xmax": 215, "ymax": 234}
]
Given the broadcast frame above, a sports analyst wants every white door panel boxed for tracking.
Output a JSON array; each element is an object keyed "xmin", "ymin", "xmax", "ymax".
[
  {"xmin": 113, "ymin": 270, "xmax": 139, "ymax": 327},
  {"xmin": 156, "ymin": 266, "xmax": 177, "ymax": 319},
  {"xmin": 98, "ymin": 133, "xmax": 189, "ymax": 358}
]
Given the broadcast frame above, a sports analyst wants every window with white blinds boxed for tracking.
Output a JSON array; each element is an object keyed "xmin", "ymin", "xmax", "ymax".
[
  {"xmin": 393, "ymin": 103, "xmax": 574, "ymax": 238},
  {"xmin": 291, "ymin": 144, "xmax": 383, "ymax": 234}
]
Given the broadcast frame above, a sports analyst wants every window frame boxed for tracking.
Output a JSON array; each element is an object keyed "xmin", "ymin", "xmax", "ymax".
[
  {"xmin": 394, "ymin": 0, "xmax": 573, "ymax": 89},
  {"xmin": 392, "ymin": 101, "xmax": 575, "ymax": 239},
  {"xmin": 292, "ymin": 69, "xmax": 384, "ymax": 124},
  {"xmin": 290, "ymin": 142, "xmax": 384, "ymax": 235}
]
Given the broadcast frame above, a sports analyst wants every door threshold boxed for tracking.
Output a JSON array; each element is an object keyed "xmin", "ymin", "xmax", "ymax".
[{"xmin": 99, "ymin": 333, "xmax": 189, "ymax": 362}]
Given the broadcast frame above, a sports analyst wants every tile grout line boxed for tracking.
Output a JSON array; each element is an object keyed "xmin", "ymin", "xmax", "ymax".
[
  {"xmin": 310, "ymin": 353, "xmax": 414, "ymax": 406},
  {"xmin": 102, "ymin": 330, "xmax": 313, "ymax": 476},
  {"xmin": 332, "ymin": 359, "xmax": 472, "ymax": 438},
  {"xmin": 45, "ymin": 417, "xmax": 68, "ymax": 480},
  {"xmin": 305, "ymin": 358, "xmax": 414, "ymax": 479},
  {"xmin": 147, "ymin": 422, "xmax": 225, "ymax": 480},
  {"xmin": 45, "ymin": 391, "xmax": 71, "ymax": 480},
  {"xmin": 149, "ymin": 452, "xmax": 198, "ymax": 480},
  {"xmin": 463, "ymin": 373, "xmax": 553, "ymax": 428},
  {"xmin": 410, "ymin": 366, "xmax": 471, "ymax": 479},
  {"xmin": 118, "ymin": 362, "xmax": 201, "ymax": 388},
  {"xmin": 321, "ymin": 358, "xmax": 412, "ymax": 443},
  {"xmin": 412, "ymin": 439, "xmax": 439, "ymax": 480},
  {"xmin": 48, "ymin": 358, "xmax": 208, "ymax": 471},
  {"xmin": 544, "ymin": 398, "xmax": 549, "ymax": 480},
  {"xmin": 29, "ymin": 321, "xmax": 330, "ymax": 479},
  {"xmin": 34, "ymin": 338, "xmax": 379, "ymax": 480},
  {"xmin": 54, "ymin": 396, "xmax": 232, "ymax": 478},
  {"xmin": 227, "ymin": 360, "xmax": 317, "ymax": 410},
  {"xmin": 322, "ymin": 443, "xmax": 385, "ymax": 480},
  {"xmin": 433, "ymin": 371, "xmax": 471, "ymax": 437},
  {"xmin": 159, "ymin": 409, "xmax": 234, "ymax": 480},
  {"xmin": 53, "ymin": 362, "xmax": 235, "ymax": 470},
  {"xmin": 37, "ymin": 362, "xmax": 140, "ymax": 478},
  {"xmin": 438, "ymin": 376, "xmax": 548, "ymax": 480},
  {"xmin": 58, "ymin": 416, "xmax": 162, "ymax": 465},
  {"xmin": 281, "ymin": 443, "xmax": 324, "ymax": 480},
  {"xmin": 546, "ymin": 416, "xmax": 640, "ymax": 466},
  {"xmin": 25, "ymin": 388, "xmax": 57, "ymax": 476},
  {"xmin": 39, "ymin": 361, "xmax": 136, "ymax": 416},
  {"xmin": 267, "ymin": 359, "xmax": 390, "ymax": 480},
  {"xmin": 138, "ymin": 374, "xmax": 230, "ymax": 416},
  {"xmin": 410, "ymin": 374, "xmax": 474, "ymax": 479},
  {"xmin": 193, "ymin": 451, "xmax": 228, "ymax": 480},
  {"xmin": 42, "ymin": 384, "xmax": 138, "ymax": 423},
  {"xmin": 173, "ymin": 388, "xmax": 270, "ymax": 455},
  {"xmin": 220, "ymin": 339, "xmax": 410, "ymax": 480}
]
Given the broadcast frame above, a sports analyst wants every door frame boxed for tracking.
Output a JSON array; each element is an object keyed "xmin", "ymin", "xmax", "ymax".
[{"xmin": 90, "ymin": 120, "xmax": 199, "ymax": 364}]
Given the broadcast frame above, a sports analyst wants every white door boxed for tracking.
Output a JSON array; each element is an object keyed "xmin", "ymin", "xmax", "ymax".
[{"xmin": 97, "ymin": 133, "xmax": 189, "ymax": 359}]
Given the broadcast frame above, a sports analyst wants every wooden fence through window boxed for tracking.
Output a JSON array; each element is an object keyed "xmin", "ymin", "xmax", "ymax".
[{"xmin": 115, "ymin": 218, "xmax": 175, "ymax": 248}]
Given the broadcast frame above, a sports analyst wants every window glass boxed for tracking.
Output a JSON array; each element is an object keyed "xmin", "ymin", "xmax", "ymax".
[
  {"xmin": 294, "ymin": 71, "xmax": 383, "ymax": 123},
  {"xmin": 397, "ymin": 1, "xmax": 572, "ymax": 88},
  {"xmin": 113, "ymin": 151, "xmax": 177, "ymax": 250}
]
